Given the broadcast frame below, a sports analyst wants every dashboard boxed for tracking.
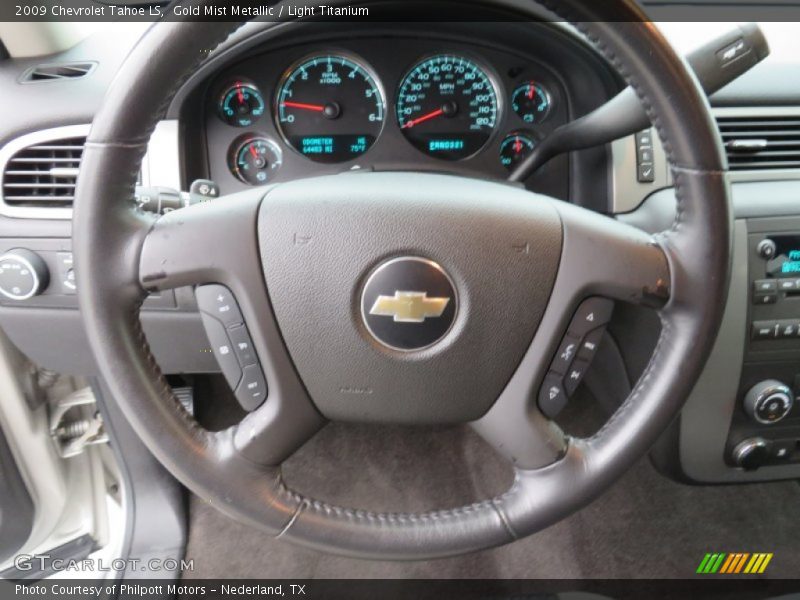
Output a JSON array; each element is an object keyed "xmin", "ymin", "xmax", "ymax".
[
  {"xmin": 4, "ymin": 14, "xmax": 800, "ymax": 488},
  {"xmin": 184, "ymin": 22, "xmax": 620, "ymax": 207}
]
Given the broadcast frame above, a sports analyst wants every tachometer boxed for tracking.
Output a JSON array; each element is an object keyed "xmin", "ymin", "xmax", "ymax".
[
  {"xmin": 275, "ymin": 54, "xmax": 385, "ymax": 163},
  {"xmin": 396, "ymin": 54, "xmax": 499, "ymax": 160}
]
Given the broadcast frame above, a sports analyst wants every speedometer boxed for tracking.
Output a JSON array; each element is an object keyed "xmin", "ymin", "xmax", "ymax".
[
  {"xmin": 396, "ymin": 54, "xmax": 500, "ymax": 160},
  {"xmin": 275, "ymin": 54, "xmax": 385, "ymax": 163}
]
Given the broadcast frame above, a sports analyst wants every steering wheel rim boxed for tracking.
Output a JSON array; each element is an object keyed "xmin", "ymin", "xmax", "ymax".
[{"xmin": 73, "ymin": 0, "xmax": 730, "ymax": 559}]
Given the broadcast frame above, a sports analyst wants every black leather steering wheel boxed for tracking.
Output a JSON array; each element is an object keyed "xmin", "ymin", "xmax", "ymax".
[{"xmin": 73, "ymin": 0, "xmax": 730, "ymax": 559}]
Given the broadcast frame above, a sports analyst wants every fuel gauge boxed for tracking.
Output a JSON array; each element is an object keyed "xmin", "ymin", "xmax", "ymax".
[
  {"xmin": 229, "ymin": 136, "xmax": 282, "ymax": 185},
  {"xmin": 500, "ymin": 132, "xmax": 536, "ymax": 170},
  {"xmin": 218, "ymin": 81, "xmax": 265, "ymax": 127}
]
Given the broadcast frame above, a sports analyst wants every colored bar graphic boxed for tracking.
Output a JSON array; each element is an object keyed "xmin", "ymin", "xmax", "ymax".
[{"xmin": 697, "ymin": 552, "xmax": 773, "ymax": 574}]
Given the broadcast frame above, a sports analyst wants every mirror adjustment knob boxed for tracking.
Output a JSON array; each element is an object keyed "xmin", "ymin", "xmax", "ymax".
[
  {"xmin": 744, "ymin": 380, "xmax": 794, "ymax": 425},
  {"xmin": 732, "ymin": 437, "xmax": 770, "ymax": 471},
  {"xmin": 0, "ymin": 249, "xmax": 49, "ymax": 300},
  {"xmin": 756, "ymin": 239, "xmax": 776, "ymax": 260}
]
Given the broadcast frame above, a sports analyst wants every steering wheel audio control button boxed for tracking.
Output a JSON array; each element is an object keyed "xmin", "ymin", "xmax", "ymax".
[
  {"xmin": 569, "ymin": 297, "xmax": 614, "ymax": 338},
  {"xmin": 198, "ymin": 311, "xmax": 242, "ymax": 390},
  {"xmin": 228, "ymin": 325, "xmax": 257, "ymax": 367},
  {"xmin": 196, "ymin": 284, "xmax": 244, "ymax": 327},
  {"xmin": 564, "ymin": 359, "xmax": 591, "ymax": 396},
  {"xmin": 576, "ymin": 328, "xmax": 604, "ymax": 363},
  {"xmin": 551, "ymin": 335, "xmax": 580, "ymax": 375},
  {"xmin": 235, "ymin": 365, "xmax": 268, "ymax": 411},
  {"xmin": 539, "ymin": 372, "xmax": 568, "ymax": 419}
]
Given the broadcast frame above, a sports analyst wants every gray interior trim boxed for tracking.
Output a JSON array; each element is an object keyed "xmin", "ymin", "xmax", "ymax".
[
  {"xmin": 613, "ymin": 106, "xmax": 800, "ymax": 214},
  {"xmin": 0, "ymin": 124, "xmax": 89, "ymax": 220},
  {"xmin": 0, "ymin": 120, "xmax": 180, "ymax": 220}
]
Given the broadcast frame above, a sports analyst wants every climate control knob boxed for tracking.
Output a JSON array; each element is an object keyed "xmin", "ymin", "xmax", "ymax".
[
  {"xmin": 0, "ymin": 249, "xmax": 49, "ymax": 300},
  {"xmin": 732, "ymin": 437, "xmax": 770, "ymax": 471},
  {"xmin": 744, "ymin": 380, "xmax": 794, "ymax": 425}
]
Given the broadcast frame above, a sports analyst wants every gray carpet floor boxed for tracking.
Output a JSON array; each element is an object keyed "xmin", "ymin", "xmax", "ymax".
[{"xmin": 183, "ymin": 423, "xmax": 800, "ymax": 579}]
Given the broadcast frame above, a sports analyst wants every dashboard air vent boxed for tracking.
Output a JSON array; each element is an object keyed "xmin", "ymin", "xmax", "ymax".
[
  {"xmin": 1, "ymin": 136, "xmax": 84, "ymax": 208},
  {"xmin": 717, "ymin": 115, "xmax": 800, "ymax": 171},
  {"xmin": 22, "ymin": 62, "xmax": 96, "ymax": 82}
]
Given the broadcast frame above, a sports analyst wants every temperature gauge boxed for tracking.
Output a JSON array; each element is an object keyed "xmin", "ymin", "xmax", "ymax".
[
  {"xmin": 218, "ymin": 81, "xmax": 265, "ymax": 127},
  {"xmin": 500, "ymin": 132, "xmax": 536, "ymax": 170},
  {"xmin": 229, "ymin": 136, "xmax": 282, "ymax": 185},
  {"xmin": 511, "ymin": 82, "xmax": 551, "ymax": 124}
]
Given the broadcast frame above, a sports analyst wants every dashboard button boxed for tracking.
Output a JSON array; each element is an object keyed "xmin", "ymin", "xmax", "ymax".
[
  {"xmin": 199, "ymin": 312, "xmax": 242, "ymax": 390},
  {"xmin": 753, "ymin": 293, "xmax": 777, "ymax": 305},
  {"xmin": 196, "ymin": 284, "xmax": 243, "ymax": 328},
  {"xmin": 779, "ymin": 322, "xmax": 798, "ymax": 338},
  {"xmin": 751, "ymin": 321, "xmax": 777, "ymax": 340},
  {"xmin": 538, "ymin": 372, "xmax": 568, "ymax": 419},
  {"xmin": 770, "ymin": 440, "xmax": 794, "ymax": 461},
  {"xmin": 778, "ymin": 279, "xmax": 797, "ymax": 292},
  {"xmin": 637, "ymin": 163, "xmax": 655, "ymax": 183},
  {"xmin": 753, "ymin": 279, "xmax": 777, "ymax": 294},
  {"xmin": 235, "ymin": 364, "xmax": 267, "ymax": 411}
]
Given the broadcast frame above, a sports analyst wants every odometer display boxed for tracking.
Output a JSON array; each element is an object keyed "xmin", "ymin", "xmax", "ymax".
[
  {"xmin": 397, "ymin": 55, "xmax": 499, "ymax": 160},
  {"xmin": 275, "ymin": 54, "xmax": 385, "ymax": 163}
]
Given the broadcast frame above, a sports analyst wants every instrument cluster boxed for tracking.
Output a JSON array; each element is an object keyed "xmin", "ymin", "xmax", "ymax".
[{"xmin": 204, "ymin": 39, "xmax": 569, "ymax": 192}]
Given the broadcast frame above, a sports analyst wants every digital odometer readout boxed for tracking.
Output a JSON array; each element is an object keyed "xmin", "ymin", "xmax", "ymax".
[
  {"xmin": 396, "ymin": 54, "xmax": 499, "ymax": 160},
  {"xmin": 275, "ymin": 54, "xmax": 385, "ymax": 163}
]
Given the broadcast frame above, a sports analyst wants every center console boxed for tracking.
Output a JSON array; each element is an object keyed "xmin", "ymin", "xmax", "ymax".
[{"xmin": 727, "ymin": 224, "xmax": 800, "ymax": 470}]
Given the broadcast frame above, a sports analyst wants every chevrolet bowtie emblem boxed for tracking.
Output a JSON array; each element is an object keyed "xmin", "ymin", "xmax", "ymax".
[{"xmin": 369, "ymin": 291, "xmax": 450, "ymax": 323}]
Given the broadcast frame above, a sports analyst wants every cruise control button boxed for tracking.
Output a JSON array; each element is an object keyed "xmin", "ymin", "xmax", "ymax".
[
  {"xmin": 551, "ymin": 335, "xmax": 580, "ymax": 374},
  {"xmin": 235, "ymin": 364, "xmax": 267, "ymax": 411},
  {"xmin": 199, "ymin": 312, "xmax": 242, "ymax": 390},
  {"xmin": 228, "ymin": 325, "xmax": 257, "ymax": 367},
  {"xmin": 576, "ymin": 328, "xmax": 605, "ymax": 363},
  {"xmin": 538, "ymin": 372, "xmax": 568, "ymax": 419},
  {"xmin": 195, "ymin": 284, "xmax": 243, "ymax": 327},
  {"xmin": 569, "ymin": 298, "xmax": 614, "ymax": 337},
  {"xmin": 564, "ymin": 359, "xmax": 590, "ymax": 396}
]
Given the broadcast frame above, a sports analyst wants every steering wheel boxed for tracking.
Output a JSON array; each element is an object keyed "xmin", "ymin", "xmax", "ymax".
[{"xmin": 74, "ymin": 0, "xmax": 730, "ymax": 559}]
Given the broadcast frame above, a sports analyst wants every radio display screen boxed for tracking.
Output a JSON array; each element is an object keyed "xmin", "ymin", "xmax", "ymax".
[{"xmin": 767, "ymin": 236, "xmax": 800, "ymax": 277}]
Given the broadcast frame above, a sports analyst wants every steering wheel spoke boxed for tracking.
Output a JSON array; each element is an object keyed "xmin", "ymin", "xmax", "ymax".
[
  {"xmin": 554, "ymin": 201, "xmax": 671, "ymax": 308},
  {"xmin": 138, "ymin": 188, "xmax": 325, "ymax": 465},
  {"xmin": 473, "ymin": 200, "xmax": 671, "ymax": 468}
]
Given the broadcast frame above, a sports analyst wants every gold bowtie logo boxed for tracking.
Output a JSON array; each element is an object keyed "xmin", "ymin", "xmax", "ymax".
[{"xmin": 369, "ymin": 291, "xmax": 450, "ymax": 323}]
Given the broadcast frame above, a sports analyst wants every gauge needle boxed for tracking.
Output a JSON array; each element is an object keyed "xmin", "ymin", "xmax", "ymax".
[
  {"xmin": 527, "ymin": 84, "xmax": 535, "ymax": 100},
  {"xmin": 236, "ymin": 82, "xmax": 245, "ymax": 104},
  {"xmin": 249, "ymin": 144, "xmax": 259, "ymax": 159},
  {"xmin": 402, "ymin": 108, "xmax": 445, "ymax": 129},
  {"xmin": 282, "ymin": 101, "xmax": 326, "ymax": 112},
  {"xmin": 514, "ymin": 138, "xmax": 523, "ymax": 153}
]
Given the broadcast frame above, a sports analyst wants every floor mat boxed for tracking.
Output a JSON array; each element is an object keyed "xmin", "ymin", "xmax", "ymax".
[{"xmin": 183, "ymin": 423, "xmax": 800, "ymax": 579}]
